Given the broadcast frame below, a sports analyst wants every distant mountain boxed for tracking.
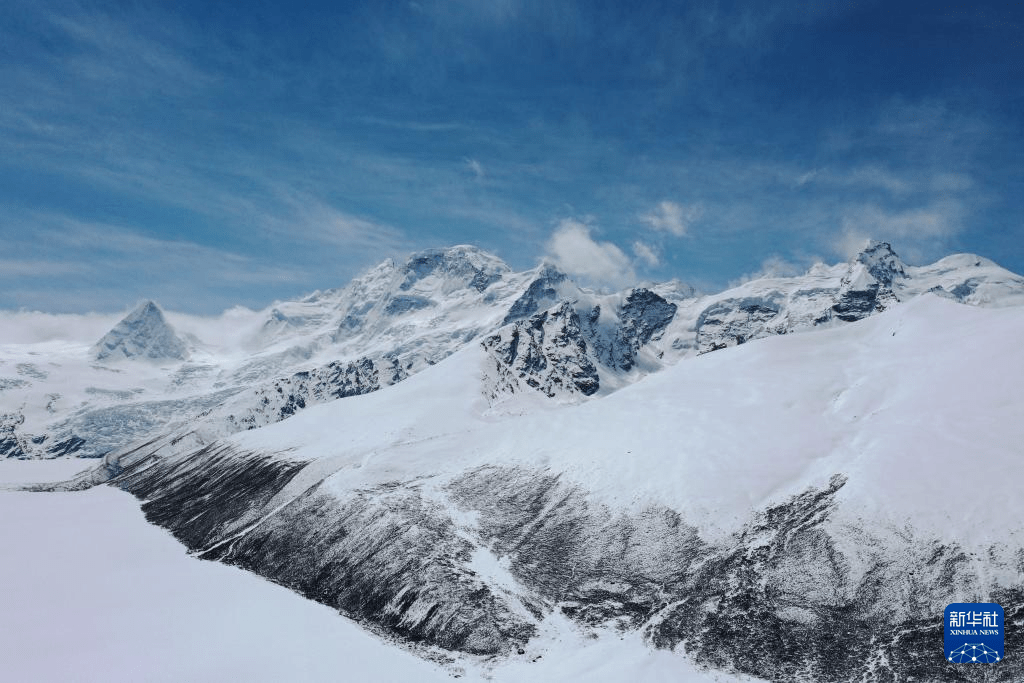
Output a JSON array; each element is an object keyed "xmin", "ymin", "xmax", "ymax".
[
  {"xmin": 3, "ymin": 241, "xmax": 1023, "ymax": 460},
  {"xmin": 93, "ymin": 300, "xmax": 189, "ymax": 362}
]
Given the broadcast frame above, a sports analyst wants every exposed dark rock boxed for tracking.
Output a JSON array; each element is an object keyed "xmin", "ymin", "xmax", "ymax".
[
  {"xmin": 384, "ymin": 295, "xmax": 435, "ymax": 316},
  {"xmin": 399, "ymin": 247, "xmax": 505, "ymax": 293},
  {"xmin": 1, "ymin": 412, "xmax": 27, "ymax": 458},
  {"xmin": 46, "ymin": 435, "xmax": 87, "ymax": 457},
  {"xmin": 825, "ymin": 243, "xmax": 906, "ymax": 325},
  {"xmin": 951, "ymin": 280, "xmax": 979, "ymax": 300},
  {"xmin": 592, "ymin": 289, "xmax": 677, "ymax": 370},
  {"xmin": 110, "ymin": 445, "xmax": 536, "ymax": 655},
  {"xmin": 0, "ymin": 377, "xmax": 30, "ymax": 392},
  {"xmin": 644, "ymin": 475, "xmax": 1024, "ymax": 682},
  {"xmin": 15, "ymin": 363, "xmax": 48, "ymax": 380},
  {"xmin": 857, "ymin": 241, "xmax": 907, "ymax": 287},
  {"xmin": 831, "ymin": 283, "xmax": 882, "ymax": 322},
  {"xmin": 484, "ymin": 302, "xmax": 599, "ymax": 398},
  {"xmin": 503, "ymin": 265, "xmax": 568, "ymax": 325},
  {"xmin": 224, "ymin": 356, "xmax": 401, "ymax": 429},
  {"xmin": 34, "ymin": 437, "xmax": 1022, "ymax": 683},
  {"xmin": 696, "ymin": 297, "xmax": 783, "ymax": 354}
]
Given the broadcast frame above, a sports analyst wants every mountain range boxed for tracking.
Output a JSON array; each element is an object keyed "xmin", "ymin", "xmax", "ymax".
[{"xmin": 3, "ymin": 241, "xmax": 1024, "ymax": 682}]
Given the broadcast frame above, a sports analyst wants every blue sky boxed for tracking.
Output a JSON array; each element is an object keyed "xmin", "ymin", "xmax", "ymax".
[{"xmin": 2, "ymin": 0, "xmax": 1023, "ymax": 313}]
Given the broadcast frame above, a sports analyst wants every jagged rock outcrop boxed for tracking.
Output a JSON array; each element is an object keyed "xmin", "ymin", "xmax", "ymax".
[
  {"xmin": 383, "ymin": 294, "xmax": 434, "ymax": 316},
  {"xmin": 93, "ymin": 301, "xmax": 189, "ymax": 362},
  {"xmin": 1, "ymin": 412, "xmax": 27, "ymax": 458},
  {"xmin": 487, "ymin": 289, "xmax": 677, "ymax": 400},
  {"xmin": 696, "ymin": 296, "xmax": 784, "ymax": 354},
  {"xmin": 825, "ymin": 243, "xmax": 905, "ymax": 324},
  {"xmin": 694, "ymin": 242, "xmax": 909, "ymax": 353},
  {"xmin": 483, "ymin": 302, "xmax": 600, "ymax": 399},
  {"xmin": 214, "ymin": 355, "xmax": 406, "ymax": 431},
  {"xmin": 502, "ymin": 264, "xmax": 569, "ymax": 325},
  {"xmin": 586, "ymin": 289, "xmax": 677, "ymax": 370},
  {"xmin": 858, "ymin": 240, "xmax": 907, "ymax": 286},
  {"xmin": 645, "ymin": 475, "xmax": 1024, "ymax": 683}
]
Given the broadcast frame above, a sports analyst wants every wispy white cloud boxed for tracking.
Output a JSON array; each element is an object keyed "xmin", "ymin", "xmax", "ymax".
[
  {"xmin": 834, "ymin": 201, "xmax": 965, "ymax": 263},
  {"xmin": 793, "ymin": 165, "xmax": 943, "ymax": 195},
  {"xmin": 640, "ymin": 200, "xmax": 701, "ymax": 237},
  {"xmin": 465, "ymin": 157, "xmax": 485, "ymax": 180},
  {"xmin": 0, "ymin": 258, "xmax": 91, "ymax": 278},
  {"xmin": 545, "ymin": 219, "xmax": 634, "ymax": 289},
  {"xmin": 632, "ymin": 241, "xmax": 660, "ymax": 267},
  {"xmin": 0, "ymin": 212, "xmax": 311, "ymax": 312},
  {"xmin": 0, "ymin": 310, "xmax": 121, "ymax": 344},
  {"xmin": 356, "ymin": 116, "xmax": 466, "ymax": 132},
  {"xmin": 794, "ymin": 169, "xmax": 819, "ymax": 187},
  {"xmin": 728, "ymin": 255, "xmax": 806, "ymax": 287},
  {"xmin": 256, "ymin": 186, "xmax": 406, "ymax": 255}
]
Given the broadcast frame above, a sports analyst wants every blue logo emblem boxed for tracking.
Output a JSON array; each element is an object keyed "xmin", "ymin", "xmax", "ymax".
[{"xmin": 944, "ymin": 603, "xmax": 1004, "ymax": 663}]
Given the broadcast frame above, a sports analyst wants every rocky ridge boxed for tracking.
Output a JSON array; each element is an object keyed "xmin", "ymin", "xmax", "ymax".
[{"xmin": 4, "ymin": 242, "xmax": 1024, "ymax": 460}]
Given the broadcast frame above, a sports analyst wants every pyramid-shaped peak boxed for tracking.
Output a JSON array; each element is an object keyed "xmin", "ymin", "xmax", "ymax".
[
  {"xmin": 133, "ymin": 300, "xmax": 162, "ymax": 318},
  {"xmin": 855, "ymin": 240, "xmax": 906, "ymax": 287},
  {"xmin": 93, "ymin": 300, "xmax": 188, "ymax": 362}
]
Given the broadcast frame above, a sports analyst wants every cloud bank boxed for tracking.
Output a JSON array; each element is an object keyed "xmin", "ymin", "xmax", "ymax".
[{"xmin": 545, "ymin": 219, "xmax": 635, "ymax": 289}]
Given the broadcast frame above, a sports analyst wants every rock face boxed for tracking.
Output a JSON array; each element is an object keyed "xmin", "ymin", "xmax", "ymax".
[
  {"xmin": 502, "ymin": 264, "xmax": 569, "ymax": 325},
  {"xmin": 212, "ymin": 356, "xmax": 406, "ymax": 432},
  {"xmin": 485, "ymin": 288, "xmax": 677, "ymax": 401},
  {"xmin": 693, "ymin": 242, "xmax": 910, "ymax": 353},
  {"xmin": 696, "ymin": 296, "xmax": 784, "ymax": 354},
  {"xmin": 64, "ymin": 444, "xmax": 1024, "ymax": 682},
  {"xmin": 399, "ymin": 245, "xmax": 507, "ymax": 294},
  {"xmin": 1, "ymin": 412, "xmax": 27, "ymax": 458},
  {"xmin": 483, "ymin": 302, "xmax": 600, "ymax": 399},
  {"xmin": 108, "ymin": 446, "xmax": 541, "ymax": 656},
  {"xmin": 587, "ymin": 289, "xmax": 678, "ymax": 371},
  {"xmin": 93, "ymin": 301, "xmax": 189, "ymax": 362},
  {"xmin": 825, "ymin": 243, "xmax": 906, "ymax": 324},
  {"xmin": 643, "ymin": 476, "xmax": 1024, "ymax": 683},
  {"xmin": 857, "ymin": 239, "xmax": 908, "ymax": 286}
]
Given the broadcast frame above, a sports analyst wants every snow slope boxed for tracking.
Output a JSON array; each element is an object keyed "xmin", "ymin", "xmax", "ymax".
[
  {"xmin": 0, "ymin": 464, "xmax": 758, "ymax": 682},
  {"xmin": 38, "ymin": 292, "xmax": 1022, "ymax": 682},
  {"xmin": 0, "ymin": 487, "xmax": 454, "ymax": 683},
  {"xmin": 216, "ymin": 294, "xmax": 1021, "ymax": 542},
  {"xmin": 6, "ymin": 242, "xmax": 1024, "ymax": 682}
]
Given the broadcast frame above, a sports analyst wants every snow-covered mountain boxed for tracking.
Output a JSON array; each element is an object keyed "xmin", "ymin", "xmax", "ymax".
[
  {"xmin": 93, "ymin": 300, "xmax": 190, "ymax": 362},
  {"xmin": 29, "ymin": 294, "xmax": 1024, "ymax": 682},
  {"xmin": 2, "ymin": 242, "xmax": 1022, "ymax": 460},
  {"xmin": 3, "ymin": 241, "xmax": 1024, "ymax": 680}
]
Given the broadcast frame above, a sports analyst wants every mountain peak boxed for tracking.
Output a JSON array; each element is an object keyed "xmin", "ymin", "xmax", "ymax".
[
  {"xmin": 93, "ymin": 300, "xmax": 189, "ymax": 362},
  {"xmin": 398, "ymin": 245, "xmax": 510, "ymax": 293},
  {"xmin": 502, "ymin": 262, "xmax": 572, "ymax": 325},
  {"xmin": 854, "ymin": 241, "xmax": 907, "ymax": 286}
]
